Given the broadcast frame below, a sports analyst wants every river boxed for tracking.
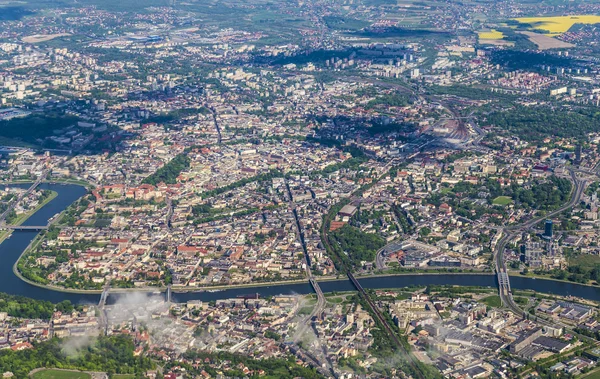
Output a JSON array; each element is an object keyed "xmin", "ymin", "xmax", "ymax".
[{"xmin": 3, "ymin": 183, "xmax": 600, "ymax": 305}]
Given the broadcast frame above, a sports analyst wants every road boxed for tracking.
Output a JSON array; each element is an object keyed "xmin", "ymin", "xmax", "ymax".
[
  {"xmin": 375, "ymin": 239, "xmax": 405, "ymax": 270},
  {"xmin": 284, "ymin": 180, "xmax": 332, "ymax": 374},
  {"xmin": 495, "ymin": 168, "xmax": 586, "ymax": 318},
  {"xmin": 209, "ymin": 107, "xmax": 222, "ymax": 144},
  {"xmin": 285, "ymin": 181, "xmax": 326, "ymax": 322},
  {"xmin": 166, "ymin": 197, "xmax": 174, "ymax": 230}
]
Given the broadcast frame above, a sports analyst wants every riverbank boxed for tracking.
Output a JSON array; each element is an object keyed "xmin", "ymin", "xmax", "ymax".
[
  {"xmin": 7, "ymin": 190, "xmax": 57, "ymax": 226},
  {"xmin": 0, "ymin": 229, "xmax": 12, "ymax": 244},
  {"xmin": 4, "ymin": 183, "xmax": 600, "ymax": 306},
  {"xmin": 9, "ymin": 269, "xmax": 497, "ymax": 295},
  {"xmin": 508, "ymin": 270, "xmax": 600, "ymax": 289},
  {"xmin": 11, "ymin": 248, "xmax": 600, "ymax": 296},
  {"xmin": 0, "ymin": 177, "xmax": 93, "ymax": 189}
]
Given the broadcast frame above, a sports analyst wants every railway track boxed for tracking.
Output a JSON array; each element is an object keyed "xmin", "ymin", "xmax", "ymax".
[
  {"xmin": 347, "ymin": 272, "xmax": 426, "ymax": 379},
  {"xmin": 320, "ymin": 204, "xmax": 426, "ymax": 378}
]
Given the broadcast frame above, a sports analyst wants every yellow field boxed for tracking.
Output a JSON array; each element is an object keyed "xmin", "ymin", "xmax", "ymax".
[
  {"xmin": 513, "ymin": 15, "xmax": 600, "ymax": 35},
  {"xmin": 478, "ymin": 29, "xmax": 504, "ymax": 39}
]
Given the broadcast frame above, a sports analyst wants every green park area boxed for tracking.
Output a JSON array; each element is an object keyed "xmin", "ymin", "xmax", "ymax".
[
  {"xmin": 492, "ymin": 196, "xmax": 513, "ymax": 206},
  {"xmin": 32, "ymin": 369, "xmax": 91, "ymax": 379},
  {"xmin": 480, "ymin": 295, "xmax": 502, "ymax": 308}
]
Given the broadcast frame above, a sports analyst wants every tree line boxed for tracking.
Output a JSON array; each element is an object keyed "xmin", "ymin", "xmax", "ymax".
[
  {"xmin": 142, "ymin": 153, "xmax": 191, "ymax": 186},
  {"xmin": 0, "ymin": 335, "xmax": 154, "ymax": 378},
  {"xmin": 0, "ymin": 292, "xmax": 73, "ymax": 319}
]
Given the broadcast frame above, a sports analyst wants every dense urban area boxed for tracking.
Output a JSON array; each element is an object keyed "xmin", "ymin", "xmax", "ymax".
[{"xmin": 3, "ymin": 0, "xmax": 600, "ymax": 378}]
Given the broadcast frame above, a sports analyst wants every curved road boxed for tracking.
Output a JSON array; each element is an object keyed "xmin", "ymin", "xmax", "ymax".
[{"xmin": 495, "ymin": 169, "xmax": 586, "ymax": 318}]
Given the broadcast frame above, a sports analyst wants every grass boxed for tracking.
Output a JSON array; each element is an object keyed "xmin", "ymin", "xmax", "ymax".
[
  {"xmin": 478, "ymin": 29, "xmax": 504, "ymax": 39},
  {"xmin": 569, "ymin": 254, "xmax": 600, "ymax": 267},
  {"xmin": 0, "ymin": 229, "xmax": 12, "ymax": 244},
  {"xmin": 32, "ymin": 370, "xmax": 91, "ymax": 379},
  {"xmin": 581, "ymin": 368, "xmax": 600, "ymax": 379},
  {"xmin": 514, "ymin": 296, "xmax": 528, "ymax": 305},
  {"xmin": 298, "ymin": 306, "xmax": 314, "ymax": 315},
  {"xmin": 513, "ymin": 15, "xmax": 600, "ymax": 35},
  {"xmin": 481, "ymin": 295, "xmax": 502, "ymax": 308},
  {"xmin": 0, "ymin": 136, "xmax": 39, "ymax": 148},
  {"xmin": 112, "ymin": 375, "xmax": 135, "ymax": 379},
  {"xmin": 492, "ymin": 196, "xmax": 513, "ymax": 206}
]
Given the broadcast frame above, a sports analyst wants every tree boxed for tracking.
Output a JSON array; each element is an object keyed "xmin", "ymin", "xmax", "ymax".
[{"xmin": 420, "ymin": 227, "xmax": 431, "ymax": 237}]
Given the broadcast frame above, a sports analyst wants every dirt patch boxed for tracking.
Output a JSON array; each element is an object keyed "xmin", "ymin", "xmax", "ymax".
[
  {"xmin": 479, "ymin": 39, "xmax": 515, "ymax": 47},
  {"xmin": 520, "ymin": 31, "xmax": 574, "ymax": 50},
  {"xmin": 22, "ymin": 33, "xmax": 71, "ymax": 43}
]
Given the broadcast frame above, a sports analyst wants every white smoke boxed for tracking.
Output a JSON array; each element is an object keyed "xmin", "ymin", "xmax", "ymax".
[{"xmin": 62, "ymin": 335, "xmax": 98, "ymax": 357}]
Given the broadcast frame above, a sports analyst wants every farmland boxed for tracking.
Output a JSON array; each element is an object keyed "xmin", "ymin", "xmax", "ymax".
[
  {"xmin": 520, "ymin": 31, "xmax": 574, "ymax": 50},
  {"xmin": 513, "ymin": 15, "xmax": 600, "ymax": 35},
  {"xmin": 478, "ymin": 29, "xmax": 504, "ymax": 40}
]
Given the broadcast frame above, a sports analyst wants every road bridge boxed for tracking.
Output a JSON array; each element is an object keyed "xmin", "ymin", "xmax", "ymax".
[
  {"xmin": 98, "ymin": 283, "xmax": 110, "ymax": 336},
  {"xmin": 2, "ymin": 225, "xmax": 48, "ymax": 231},
  {"xmin": 98, "ymin": 284, "xmax": 110, "ymax": 308},
  {"xmin": 495, "ymin": 169, "xmax": 586, "ymax": 317}
]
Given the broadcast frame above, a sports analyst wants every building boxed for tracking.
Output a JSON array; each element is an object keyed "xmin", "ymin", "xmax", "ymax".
[
  {"xmin": 544, "ymin": 220, "xmax": 553, "ymax": 239},
  {"xmin": 510, "ymin": 328, "xmax": 542, "ymax": 354}
]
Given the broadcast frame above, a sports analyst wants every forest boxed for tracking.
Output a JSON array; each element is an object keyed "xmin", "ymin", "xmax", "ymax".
[
  {"xmin": 0, "ymin": 114, "xmax": 78, "ymax": 146},
  {"xmin": 490, "ymin": 50, "xmax": 581, "ymax": 71},
  {"xmin": 443, "ymin": 176, "xmax": 571, "ymax": 211},
  {"xmin": 0, "ymin": 6, "xmax": 34, "ymax": 20},
  {"xmin": 483, "ymin": 105, "xmax": 600, "ymax": 142},
  {"xmin": 330, "ymin": 224, "xmax": 386, "ymax": 268},
  {"xmin": 147, "ymin": 107, "xmax": 211, "ymax": 124},
  {"xmin": 364, "ymin": 92, "xmax": 412, "ymax": 109},
  {"xmin": 0, "ymin": 335, "xmax": 154, "ymax": 378},
  {"xmin": 201, "ymin": 169, "xmax": 284, "ymax": 199},
  {"xmin": 142, "ymin": 153, "xmax": 191, "ymax": 185},
  {"xmin": 170, "ymin": 351, "xmax": 325, "ymax": 379},
  {"xmin": 0, "ymin": 292, "xmax": 73, "ymax": 319}
]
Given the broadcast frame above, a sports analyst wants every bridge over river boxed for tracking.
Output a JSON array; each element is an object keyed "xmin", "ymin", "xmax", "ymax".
[{"xmin": 0, "ymin": 183, "xmax": 600, "ymax": 310}]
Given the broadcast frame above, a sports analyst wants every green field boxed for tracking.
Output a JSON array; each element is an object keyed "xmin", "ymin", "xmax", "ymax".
[
  {"xmin": 581, "ymin": 369, "xmax": 600, "ymax": 379},
  {"xmin": 32, "ymin": 370, "xmax": 91, "ymax": 379},
  {"xmin": 481, "ymin": 295, "xmax": 502, "ymax": 308},
  {"xmin": 298, "ymin": 306, "xmax": 314, "ymax": 315},
  {"xmin": 569, "ymin": 254, "xmax": 600, "ymax": 267},
  {"xmin": 492, "ymin": 196, "xmax": 513, "ymax": 205},
  {"xmin": 0, "ymin": 136, "xmax": 39, "ymax": 148}
]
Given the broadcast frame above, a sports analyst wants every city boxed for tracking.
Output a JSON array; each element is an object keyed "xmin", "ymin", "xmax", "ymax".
[{"xmin": 2, "ymin": 0, "xmax": 600, "ymax": 378}]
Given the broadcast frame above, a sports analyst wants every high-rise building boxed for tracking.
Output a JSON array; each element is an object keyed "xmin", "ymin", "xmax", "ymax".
[
  {"xmin": 544, "ymin": 220, "xmax": 553, "ymax": 239},
  {"xmin": 575, "ymin": 144, "xmax": 582, "ymax": 164}
]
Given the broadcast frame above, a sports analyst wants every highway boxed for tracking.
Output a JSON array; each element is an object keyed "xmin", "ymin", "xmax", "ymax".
[{"xmin": 495, "ymin": 168, "xmax": 586, "ymax": 318}]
